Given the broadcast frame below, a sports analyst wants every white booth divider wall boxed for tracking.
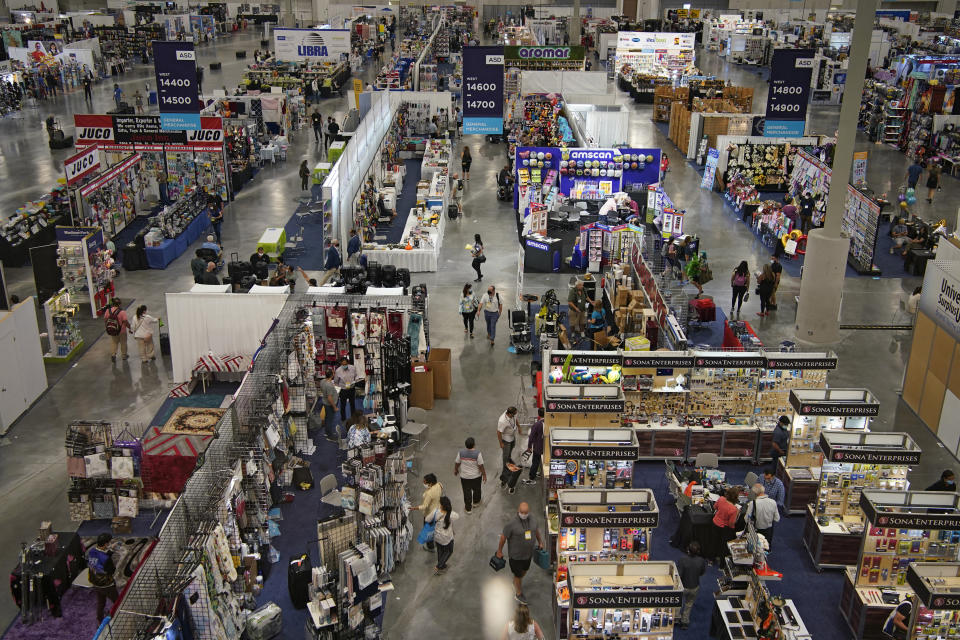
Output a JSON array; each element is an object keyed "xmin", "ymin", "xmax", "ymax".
[
  {"xmin": 567, "ymin": 104, "xmax": 630, "ymax": 148},
  {"xmin": 166, "ymin": 292, "xmax": 289, "ymax": 382},
  {"xmin": 0, "ymin": 300, "xmax": 48, "ymax": 434},
  {"xmin": 323, "ymin": 90, "xmax": 453, "ymax": 248},
  {"xmin": 520, "ymin": 71, "xmax": 612, "ymax": 105}
]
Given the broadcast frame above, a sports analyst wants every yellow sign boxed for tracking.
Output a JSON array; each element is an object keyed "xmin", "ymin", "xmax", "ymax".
[
  {"xmin": 691, "ymin": 9, "xmax": 701, "ymax": 18},
  {"xmin": 353, "ymin": 78, "xmax": 363, "ymax": 109},
  {"xmin": 677, "ymin": 9, "xmax": 688, "ymax": 18}
]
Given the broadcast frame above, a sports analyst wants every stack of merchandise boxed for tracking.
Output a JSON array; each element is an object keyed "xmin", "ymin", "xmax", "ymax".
[{"xmin": 66, "ymin": 421, "xmax": 143, "ymax": 528}]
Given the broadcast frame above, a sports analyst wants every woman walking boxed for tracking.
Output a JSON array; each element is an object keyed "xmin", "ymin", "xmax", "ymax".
[
  {"xmin": 730, "ymin": 261, "xmax": 750, "ymax": 317},
  {"xmin": 460, "ymin": 283, "xmax": 479, "ymax": 338},
  {"xmin": 427, "ymin": 496, "xmax": 458, "ymax": 575},
  {"xmin": 501, "ymin": 603, "xmax": 545, "ymax": 640},
  {"xmin": 927, "ymin": 161, "xmax": 942, "ymax": 203},
  {"xmin": 461, "ymin": 146, "xmax": 472, "ymax": 180},
  {"xmin": 470, "ymin": 234, "xmax": 485, "ymax": 281},
  {"xmin": 132, "ymin": 305, "xmax": 157, "ymax": 363},
  {"xmin": 299, "ymin": 160, "xmax": 310, "ymax": 191},
  {"xmin": 410, "ymin": 473, "xmax": 442, "ymax": 550},
  {"xmin": 756, "ymin": 264, "xmax": 775, "ymax": 317}
]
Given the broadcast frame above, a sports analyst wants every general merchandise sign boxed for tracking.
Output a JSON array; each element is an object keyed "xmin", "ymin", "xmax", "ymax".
[
  {"xmin": 764, "ymin": 48, "xmax": 814, "ymax": 137},
  {"xmin": 463, "ymin": 46, "xmax": 504, "ymax": 135},
  {"xmin": 152, "ymin": 41, "xmax": 202, "ymax": 131}
]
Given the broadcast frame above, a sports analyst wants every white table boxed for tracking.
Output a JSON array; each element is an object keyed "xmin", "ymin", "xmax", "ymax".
[
  {"xmin": 363, "ymin": 206, "xmax": 447, "ymax": 272},
  {"xmin": 421, "ymin": 140, "xmax": 451, "ymax": 177},
  {"xmin": 260, "ymin": 145, "xmax": 278, "ymax": 163}
]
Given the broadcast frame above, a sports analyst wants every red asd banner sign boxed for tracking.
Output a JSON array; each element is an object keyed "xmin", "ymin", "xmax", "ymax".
[{"xmin": 64, "ymin": 146, "xmax": 101, "ymax": 185}]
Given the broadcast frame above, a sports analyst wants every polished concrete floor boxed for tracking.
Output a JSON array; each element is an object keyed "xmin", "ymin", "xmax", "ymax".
[{"xmin": 0, "ymin": 30, "xmax": 956, "ymax": 639}]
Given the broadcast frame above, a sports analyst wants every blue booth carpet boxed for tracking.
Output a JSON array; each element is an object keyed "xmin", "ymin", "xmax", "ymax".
[
  {"xmin": 280, "ymin": 184, "xmax": 326, "ymax": 272},
  {"xmin": 374, "ymin": 158, "xmax": 422, "ymax": 245},
  {"xmin": 145, "ymin": 380, "xmax": 239, "ymax": 430},
  {"xmin": 635, "ymin": 461, "xmax": 848, "ymax": 640}
]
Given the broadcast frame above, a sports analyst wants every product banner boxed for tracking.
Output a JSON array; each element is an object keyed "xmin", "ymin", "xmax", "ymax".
[
  {"xmin": 505, "ymin": 45, "xmax": 585, "ymax": 62},
  {"xmin": 80, "ymin": 154, "xmax": 142, "ymax": 198},
  {"xmin": 852, "ymin": 151, "xmax": 868, "ymax": 184},
  {"xmin": 55, "ymin": 226, "xmax": 99, "ymax": 242},
  {"xmin": 701, "ymin": 148, "xmax": 720, "ymax": 189},
  {"xmin": 462, "ymin": 46, "xmax": 504, "ymax": 135},
  {"xmin": 559, "ymin": 511, "xmax": 658, "ymax": 528},
  {"xmin": 152, "ymin": 41, "xmax": 202, "ymax": 130},
  {"xmin": 616, "ymin": 32, "xmax": 695, "ymax": 51},
  {"xmin": 64, "ymin": 146, "xmax": 102, "ymax": 186},
  {"xmin": 790, "ymin": 397, "xmax": 880, "ymax": 416},
  {"xmin": 820, "ymin": 442, "xmax": 921, "ymax": 466},
  {"xmin": 623, "ymin": 354, "xmax": 695, "ymax": 368},
  {"xmin": 764, "ymin": 48, "xmax": 814, "ymax": 137},
  {"xmin": 544, "ymin": 399, "xmax": 625, "ymax": 413},
  {"xmin": 548, "ymin": 351, "xmax": 622, "ymax": 367},
  {"xmin": 860, "ymin": 494, "xmax": 960, "ymax": 530},
  {"xmin": 767, "ymin": 355, "xmax": 838, "ymax": 369},
  {"xmin": 273, "ymin": 28, "xmax": 351, "ymax": 62},
  {"xmin": 907, "ymin": 567, "xmax": 960, "ymax": 609},
  {"xmin": 570, "ymin": 588, "xmax": 684, "ymax": 609},
  {"xmin": 75, "ymin": 114, "xmax": 223, "ymax": 149},
  {"xmin": 551, "ymin": 445, "xmax": 639, "ymax": 460}
]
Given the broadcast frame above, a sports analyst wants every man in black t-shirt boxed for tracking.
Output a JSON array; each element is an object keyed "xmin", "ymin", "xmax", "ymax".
[
  {"xmin": 311, "ymin": 109, "xmax": 323, "ymax": 143},
  {"xmin": 769, "ymin": 255, "xmax": 782, "ymax": 309},
  {"xmin": 882, "ymin": 599, "xmax": 911, "ymax": 639}
]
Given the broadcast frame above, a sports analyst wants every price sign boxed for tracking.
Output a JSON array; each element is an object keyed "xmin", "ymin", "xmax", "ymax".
[
  {"xmin": 463, "ymin": 46, "xmax": 504, "ymax": 135},
  {"xmin": 764, "ymin": 48, "xmax": 814, "ymax": 137},
  {"xmin": 153, "ymin": 41, "xmax": 201, "ymax": 131}
]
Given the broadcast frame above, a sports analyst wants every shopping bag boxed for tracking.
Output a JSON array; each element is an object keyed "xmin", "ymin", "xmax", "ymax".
[
  {"xmin": 417, "ymin": 520, "xmax": 436, "ymax": 545},
  {"xmin": 519, "ymin": 450, "xmax": 533, "ymax": 468},
  {"xmin": 535, "ymin": 547, "xmax": 550, "ymax": 570},
  {"xmin": 489, "ymin": 554, "xmax": 506, "ymax": 571}
]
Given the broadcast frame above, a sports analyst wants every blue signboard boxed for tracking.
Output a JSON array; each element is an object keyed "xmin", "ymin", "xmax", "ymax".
[
  {"xmin": 153, "ymin": 41, "xmax": 202, "ymax": 131},
  {"xmin": 463, "ymin": 46, "xmax": 504, "ymax": 135},
  {"xmin": 764, "ymin": 48, "xmax": 814, "ymax": 138}
]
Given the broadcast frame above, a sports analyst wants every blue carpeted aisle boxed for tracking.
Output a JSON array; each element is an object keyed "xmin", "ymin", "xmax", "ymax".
[
  {"xmin": 280, "ymin": 184, "xmax": 326, "ymax": 271},
  {"xmin": 375, "ymin": 158, "xmax": 422, "ymax": 245},
  {"xmin": 634, "ymin": 461, "xmax": 848, "ymax": 639}
]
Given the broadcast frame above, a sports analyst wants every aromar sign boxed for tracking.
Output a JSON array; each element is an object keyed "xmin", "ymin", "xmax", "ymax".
[{"xmin": 505, "ymin": 45, "xmax": 585, "ymax": 61}]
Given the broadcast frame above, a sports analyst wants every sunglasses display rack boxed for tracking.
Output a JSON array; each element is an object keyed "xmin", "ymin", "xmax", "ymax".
[
  {"xmin": 777, "ymin": 388, "xmax": 876, "ymax": 515},
  {"xmin": 563, "ymin": 562, "xmax": 683, "ymax": 640},
  {"xmin": 804, "ymin": 431, "xmax": 921, "ymax": 572},
  {"xmin": 905, "ymin": 562, "xmax": 960, "ymax": 640},
  {"xmin": 840, "ymin": 491, "xmax": 960, "ymax": 640},
  {"xmin": 42, "ymin": 289, "xmax": 83, "ymax": 362}
]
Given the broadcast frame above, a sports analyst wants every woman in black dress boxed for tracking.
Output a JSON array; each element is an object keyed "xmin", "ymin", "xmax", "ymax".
[
  {"xmin": 470, "ymin": 234, "xmax": 484, "ymax": 281},
  {"xmin": 461, "ymin": 146, "xmax": 472, "ymax": 181}
]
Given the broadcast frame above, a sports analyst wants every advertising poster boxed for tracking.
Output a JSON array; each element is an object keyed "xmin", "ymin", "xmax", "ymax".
[
  {"xmin": 764, "ymin": 48, "xmax": 814, "ymax": 137},
  {"xmin": 852, "ymin": 151, "xmax": 868, "ymax": 185},
  {"xmin": 153, "ymin": 41, "xmax": 202, "ymax": 131},
  {"xmin": 701, "ymin": 148, "xmax": 720, "ymax": 189},
  {"xmin": 273, "ymin": 28, "xmax": 351, "ymax": 62},
  {"xmin": 463, "ymin": 46, "xmax": 504, "ymax": 135}
]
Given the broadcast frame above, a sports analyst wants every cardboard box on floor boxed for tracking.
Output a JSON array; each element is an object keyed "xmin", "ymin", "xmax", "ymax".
[
  {"xmin": 410, "ymin": 363, "xmax": 434, "ymax": 410},
  {"xmin": 428, "ymin": 348, "xmax": 452, "ymax": 399}
]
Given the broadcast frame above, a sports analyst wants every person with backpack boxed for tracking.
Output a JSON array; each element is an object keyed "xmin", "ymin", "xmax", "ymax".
[
  {"xmin": 87, "ymin": 533, "xmax": 118, "ymax": 622},
  {"xmin": 480, "ymin": 285, "xmax": 502, "ymax": 346},
  {"xmin": 730, "ymin": 261, "xmax": 750, "ymax": 317},
  {"xmin": 661, "ymin": 237, "xmax": 679, "ymax": 279},
  {"xmin": 104, "ymin": 298, "xmax": 129, "ymax": 362}
]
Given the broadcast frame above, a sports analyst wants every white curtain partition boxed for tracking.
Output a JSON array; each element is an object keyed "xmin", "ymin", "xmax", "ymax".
[
  {"xmin": 166, "ymin": 292, "xmax": 289, "ymax": 382},
  {"xmin": 520, "ymin": 71, "xmax": 612, "ymax": 105}
]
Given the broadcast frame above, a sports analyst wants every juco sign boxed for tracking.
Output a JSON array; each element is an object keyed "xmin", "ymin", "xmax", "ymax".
[
  {"xmin": 74, "ymin": 115, "xmax": 224, "ymax": 149},
  {"xmin": 273, "ymin": 28, "xmax": 351, "ymax": 62},
  {"xmin": 64, "ymin": 147, "xmax": 101, "ymax": 185}
]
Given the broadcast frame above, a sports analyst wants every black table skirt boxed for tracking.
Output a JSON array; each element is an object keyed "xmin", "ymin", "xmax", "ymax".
[
  {"xmin": 122, "ymin": 243, "xmax": 149, "ymax": 271},
  {"xmin": 0, "ymin": 220, "xmax": 62, "ymax": 268},
  {"xmin": 11, "ymin": 532, "xmax": 86, "ymax": 615}
]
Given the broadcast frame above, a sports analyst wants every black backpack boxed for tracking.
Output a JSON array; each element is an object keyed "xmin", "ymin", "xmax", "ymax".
[{"xmin": 105, "ymin": 309, "xmax": 122, "ymax": 336}]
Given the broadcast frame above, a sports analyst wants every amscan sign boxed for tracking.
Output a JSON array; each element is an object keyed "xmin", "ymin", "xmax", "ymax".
[{"xmin": 274, "ymin": 28, "xmax": 350, "ymax": 62}]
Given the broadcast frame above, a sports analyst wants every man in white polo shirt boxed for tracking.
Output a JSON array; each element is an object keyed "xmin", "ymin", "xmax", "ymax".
[
  {"xmin": 497, "ymin": 406, "xmax": 519, "ymax": 489},
  {"xmin": 454, "ymin": 437, "xmax": 487, "ymax": 513}
]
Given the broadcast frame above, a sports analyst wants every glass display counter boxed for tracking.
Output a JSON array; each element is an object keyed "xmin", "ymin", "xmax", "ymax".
[{"xmin": 804, "ymin": 432, "xmax": 920, "ymax": 571}]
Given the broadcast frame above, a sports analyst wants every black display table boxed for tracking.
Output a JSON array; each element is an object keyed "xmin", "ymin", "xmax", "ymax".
[
  {"xmin": 523, "ymin": 235, "xmax": 563, "ymax": 272},
  {"xmin": 10, "ymin": 532, "xmax": 86, "ymax": 616},
  {"xmin": 0, "ymin": 219, "xmax": 62, "ymax": 268}
]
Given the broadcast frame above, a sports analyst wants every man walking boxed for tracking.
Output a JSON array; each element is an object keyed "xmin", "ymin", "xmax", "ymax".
[
  {"xmin": 326, "ymin": 116, "xmax": 340, "ymax": 149},
  {"xmin": 747, "ymin": 483, "xmax": 781, "ymax": 543},
  {"xmin": 762, "ymin": 468, "xmax": 786, "ymax": 511},
  {"xmin": 318, "ymin": 369, "xmax": 339, "ymax": 441},
  {"xmin": 334, "ymin": 356, "xmax": 359, "ymax": 420},
  {"xmin": 83, "ymin": 75, "xmax": 93, "ymax": 104},
  {"xmin": 104, "ymin": 298, "xmax": 129, "ymax": 363},
  {"xmin": 567, "ymin": 280, "xmax": 591, "ymax": 338},
  {"xmin": 319, "ymin": 239, "xmax": 342, "ymax": 285},
  {"xmin": 87, "ymin": 533, "xmax": 118, "ymax": 622},
  {"xmin": 497, "ymin": 406, "xmax": 519, "ymax": 488},
  {"xmin": 521, "ymin": 408, "xmax": 544, "ymax": 486},
  {"xmin": 347, "ymin": 228, "xmax": 362, "ymax": 265},
  {"xmin": 311, "ymin": 108, "xmax": 324, "ymax": 144},
  {"xmin": 454, "ymin": 437, "xmax": 487, "ymax": 513},
  {"xmin": 676, "ymin": 541, "xmax": 706, "ymax": 630},
  {"xmin": 495, "ymin": 502, "xmax": 543, "ymax": 604},
  {"xmin": 480, "ymin": 285, "xmax": 503, "ymax": 345},
  {"xmin": 906, "ymin": 158, "xmax": 924, "ymax": 190}
]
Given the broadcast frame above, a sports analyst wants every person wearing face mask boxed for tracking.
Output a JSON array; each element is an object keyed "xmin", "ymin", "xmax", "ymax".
[
  {"xmin": 411, "ymin": 473, "xmax": 443, "ymax": 550},
  {"xmin": 926, "ymin": 469, "xmax": 957, "ymax": 492},
  {"xmin": 495, "ymin": 502, "xmax": 543, "ymax": 603},
  {"xmin": 479, "ymin": 285, "xmax": 503, "ymax": 345},
  {"xmin": 459, "ymin": 283, "xmax": 479, "ymax": 338},
  {"xmin": 425, "ymin": 496, "xmax": 458, "ymax": 575}
]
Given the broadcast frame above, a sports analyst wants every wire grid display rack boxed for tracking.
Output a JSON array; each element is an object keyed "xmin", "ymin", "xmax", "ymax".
[
  {"xmin": 635, "ymin": 230, "xmax": 693, "ymax": 335},
  {"xmin": 101, "ymin": 293, "xmax": 419, "ymax": 640}
]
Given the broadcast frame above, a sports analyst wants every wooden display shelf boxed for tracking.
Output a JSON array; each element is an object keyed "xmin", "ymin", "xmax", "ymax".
[
  {"xmin": 839, "ymin": 567, "xmax": 900, "ymax": 640},
  {"xmin": 802, "ymin": 505, "xmax": 863, "ymax": 571},
  {"xmin": 776, "ymin": 458, "xmax": 818, "ymax": 515}
]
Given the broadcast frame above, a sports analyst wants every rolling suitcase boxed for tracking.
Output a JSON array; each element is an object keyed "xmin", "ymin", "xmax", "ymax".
[
  {"xmin": 381, "ymin": 264, "xmax": 397, "ymax": 287},
  {"xmin": 396, "ymin": 267, "xmax": 411, "ymax": 288},
  {"xmin": 288, "ymin": 554, "xmax": 312, "ymax": 609},
  {"xmin": 245, "ymin": 601, "xmax": 282, "ymax": 640},
  {"xmin": 228, "ymin": 260, "xmax": 253, "ymax": 282},
  {"xmin": 448, "ymin": 204, "xmax": 460, "ymax": 219}
]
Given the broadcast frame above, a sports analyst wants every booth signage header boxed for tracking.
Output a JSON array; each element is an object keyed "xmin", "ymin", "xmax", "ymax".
[
  {"xmin": 694, "ymin": 355, "xmax": 765, "ymax": 368},
  {"xmin": 64, "ymin": 146, "xmax": 101, "ymax": 186},
  {"xmin": 571, "ymin": 590, "xmax": 683, "ymax": 608},
  {"xmin": 821, "ymin": 446, "xmax": 921, "ymax": 466},
  {"xmin": 463, "ymin": 46, "xmax": 504, "ymax": 135},
  {"xmin": 790, "ymin": 396, "xmax": 880, "ymax": 416},
  {"xmin": 75, "ymin": 114, "xmax": 224, "ymax": 149},
  {"xmin": 623, "ymin": 355, "xmax": 695, "ymax": 368},
  {"xmin": 548, "ymin": 352, "xmax": 623, "ymax": 367},
  {"xmin": 505, "ymin": 45, "xmax": 584, "ymax": 61},
  {"xmin": 907, "ymin": 569, "xmax": 960, "ymax": 609},
  {"xmin": 766, "ymin": 356, "xmax": 838, "ymax": 369},
  {"xmin": 545, "ymin": 399, "xmax": 625, "ymax": 413},
  {"xmin": 560, "ymin": 511, "xmax": 658, "ymax": 528},
  {"xmin": 551, "ymin": 445, "xmax": 639, "ymax": 459},
  {"xmin": 860, "ymin": 494, "xmax": 960, "ymax": 529}
]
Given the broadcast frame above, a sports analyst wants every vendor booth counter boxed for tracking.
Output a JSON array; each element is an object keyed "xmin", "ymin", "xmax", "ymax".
[{"xmin": 362, "ymin": 204, "xmax": 447, "ymax": 272}]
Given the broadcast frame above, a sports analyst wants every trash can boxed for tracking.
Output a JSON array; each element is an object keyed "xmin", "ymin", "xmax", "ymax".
[{"xmin": 149, "ymin": 91, "xmax": 157, "ymax": 105}]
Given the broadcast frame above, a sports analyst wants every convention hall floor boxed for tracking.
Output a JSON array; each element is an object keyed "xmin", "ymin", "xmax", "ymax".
[{"xmin": 0, "ymin": 29, "xmax": 955, "ymax": 638}]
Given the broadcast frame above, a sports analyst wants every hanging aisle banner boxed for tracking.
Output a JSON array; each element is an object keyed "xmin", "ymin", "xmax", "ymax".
[
  {"xmin": 764, "ymin": 48, "xmax": 814, "ymax": 138},
  {"xmin": 153, "ymin": 41, "xmax": 202, "ymax": 131},
  {"xmin": 74, "ymin": 114, "xmax": 224, "ymax": 150},
  {"xmin": 64, "ymin": 146, "xmax": 101, "ymax": 186},
  {"xmin": 463, "ymin": 46, "xmax": 504, "ymax": 135},
  {"xmin": 273, "ymin": 28, "xmax": 351, "ymax": 62}
]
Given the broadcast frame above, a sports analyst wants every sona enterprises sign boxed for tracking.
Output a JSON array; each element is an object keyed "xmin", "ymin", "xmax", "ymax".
[{"xmin": 273, "ymin": 28, "xmax": 350, "ymax": 62}]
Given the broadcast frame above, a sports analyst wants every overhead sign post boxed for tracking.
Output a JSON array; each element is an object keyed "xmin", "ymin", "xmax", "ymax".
[
  {"xmin": 764, "ymin": 48, "xmax": 814, "ymax": 137},
  {"xmin": 152, "ymin": 41, "xmax": 202, "ymax": 131},
  {"xmin": 463, "ymin": 46, "xmax": 504, "ymax": 135}
]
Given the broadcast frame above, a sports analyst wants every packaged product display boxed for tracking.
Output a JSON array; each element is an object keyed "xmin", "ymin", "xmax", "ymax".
[
  {"xmin": 55, "ymin": 226, "xmax": 116, "ymax": 317},
  {"xmin": 42, "ymin": 289, "xmax": 83, "ymax": 362},
  {"xmin": 906, "ymin": 563, "xmax": 960, "ymax": 640},
  {"xmin": 0, "ymin": 185, "xmax": 70, "ymax": 267}
]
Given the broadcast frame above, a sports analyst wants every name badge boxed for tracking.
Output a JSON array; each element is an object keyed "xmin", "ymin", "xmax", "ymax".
[{"xmin": 524, "ymin": 530, "xmax": 532, "ymax": 540}]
